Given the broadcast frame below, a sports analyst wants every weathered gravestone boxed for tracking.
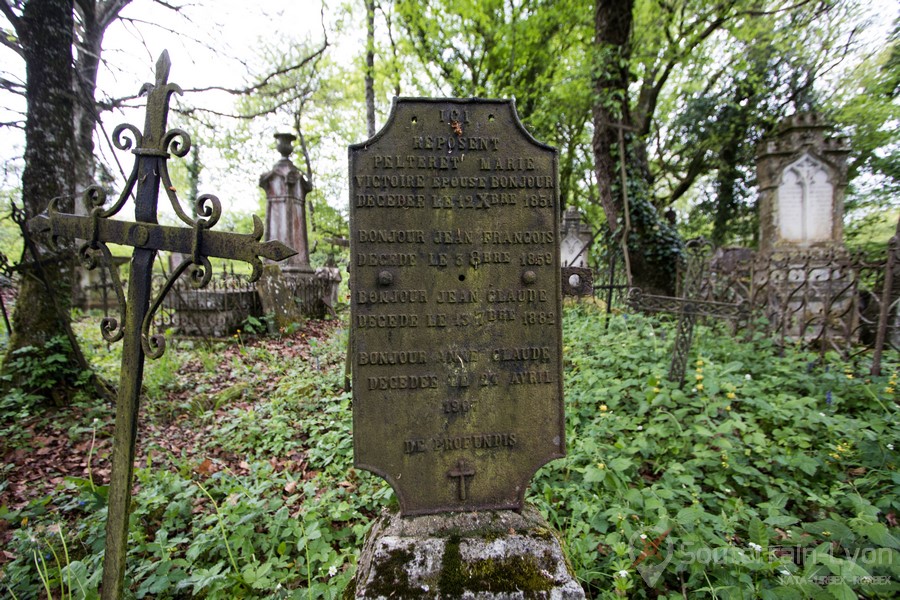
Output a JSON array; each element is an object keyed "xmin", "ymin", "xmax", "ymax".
[
  {"xmin": 347, "ymin": 98, "xmax": 583, "ymax": 597},
  {"xmin": 757, "ymin": 113, "xmax": 849, "ymax": 253},
  {"xmin": 755, "ymin": 113, "xmax": 856, "ymax": 344}
]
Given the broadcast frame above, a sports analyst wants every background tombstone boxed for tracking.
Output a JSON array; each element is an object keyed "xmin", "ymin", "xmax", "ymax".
[
  {"xmin": 560, "ymin": 206, "xmax": 592, "ymax": 268},
  {"xmin": 258, "ymin": 133, "xmax": 316, "ymax": 327},
  {"xmin": 259, "ymin": 132, "xmax": 314, "ymax": 275},
  {"xmin": 755, "ymin": 113, "xmax": 855, "ymax": 344},
  {"xmin": 757, "ymin": 112, "xmax": 850, "ymax": 253},
  {"xmin": 314, "ymin": 254, "xmax": 342, "ymax": 316},
  {"xmin": 346, "ymin": 98, "xmax": 582, "ymax": 598}
]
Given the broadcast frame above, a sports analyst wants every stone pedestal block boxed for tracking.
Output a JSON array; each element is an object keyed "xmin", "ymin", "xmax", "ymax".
[{"xmin": 348, "ymin": 505, "xmax": 584, "ymax": 599}]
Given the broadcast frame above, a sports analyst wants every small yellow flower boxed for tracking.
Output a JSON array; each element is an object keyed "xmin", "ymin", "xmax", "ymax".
[
  {"xmin": 600, "ymin": 404, "xmax": 608, "ymax": 412},
  {"xmin": 697, "ymin": 384, "xmax": 704, "ymax": 391},
  {"xmin": 726, "ymin": 392, "xmax": 736, "ymax": 399},
  {"xmin": 696, "ymin": 374, "xmax": 704, "ymax": 381},
  {"xmin": 885, "ymin": 387, "xmax": 895, "ymax": 394},
  {"xmin": 696, "ymin": 360, "xmax": 704, "ymax": 367},
  {"xmin": 653, "ymin": 387, "xmax": 661, "ymax": 393},
  {"xmin": 725, "ymin": 405, "xmax": 732, "ymax": 411},
  {"xmin": 846, "ymin": 374, "xmax": 854, "ymax": 380},
  {"xmin": 597, "ymin": 462, "xmax": 606, "ymax": 470}
]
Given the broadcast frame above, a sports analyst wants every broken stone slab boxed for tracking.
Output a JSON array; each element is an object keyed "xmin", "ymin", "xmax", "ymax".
[{"xmin": 347, "ymin": 504, "xmax": 585, "ymax": 599}]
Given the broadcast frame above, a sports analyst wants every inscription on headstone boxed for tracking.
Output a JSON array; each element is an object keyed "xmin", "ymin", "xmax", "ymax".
[{"xmin": 349, "ymin": 98, "xmax": 564, "ymax": 515}]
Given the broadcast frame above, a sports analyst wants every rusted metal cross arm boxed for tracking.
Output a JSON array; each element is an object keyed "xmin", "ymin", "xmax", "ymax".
[
  {"xmin": 627, "ymin": 290, "xmax": 748, "ymax": 321},
  {"xmin": 29, "ymin": 211, "xmax": 295, "ymax": 273}
]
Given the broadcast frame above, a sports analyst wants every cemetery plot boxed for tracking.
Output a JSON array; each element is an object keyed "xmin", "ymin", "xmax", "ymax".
[{"xmin": 349, "ymin": 99, "xmax": 564, "ymax": 515}]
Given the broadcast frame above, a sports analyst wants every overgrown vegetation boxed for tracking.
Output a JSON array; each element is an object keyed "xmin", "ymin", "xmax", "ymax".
[{"xmin": 1, "ymin": 305, "xmax": 898, "ymax": 598}]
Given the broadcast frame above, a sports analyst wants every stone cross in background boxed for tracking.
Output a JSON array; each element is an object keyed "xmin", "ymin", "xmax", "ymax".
[{"xmin": 29, "ymin": 52, "xmax": 296, "ymax": 600}]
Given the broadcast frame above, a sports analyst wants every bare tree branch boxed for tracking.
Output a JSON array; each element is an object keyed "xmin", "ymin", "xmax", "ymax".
[
  {"xmin": 96, "ymin": 0, "xmax": 132, "ymax": 32},
  {"xmin": 176, "ymin": 90, "xmax": 307, "ymax": 120},
  {"xmin": 738, "ymin": 0, "xmax": 818, "ymax": 18},
  {"xmin": 0, "ymin": 75, "xmax": 24, "ymax": 93},
  {"xmin": 0, "ymin": 27, "xmax": 22, "ymax": 57},
  {"xmin": 0, "ymin": 1, "xmax": 21, "ymax": 36},
  {"xmin": 181, "ymin": 40, "xmax": 328, "ymax": 97},
  {"xmin": 148, "ymin": 0, "xmax": 185, "ymax": 12}
]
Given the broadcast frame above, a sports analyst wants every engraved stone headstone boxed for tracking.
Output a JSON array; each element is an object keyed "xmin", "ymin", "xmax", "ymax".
[
  {"xmin": 349, "ymin": 98, "xmax": 564, "ymax": 515},
  {"xmin": 756, "ymin": 112, "xmax": 856, "ymax": 345},
  {"xmin": 777, "ymin": 154, "xmax": 834, "ymax": 244}
]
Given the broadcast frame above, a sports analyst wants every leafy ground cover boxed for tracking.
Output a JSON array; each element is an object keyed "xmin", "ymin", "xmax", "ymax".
[{"xmin": 0, "ymin": 304, "xmax": 898, "ymax": 598}]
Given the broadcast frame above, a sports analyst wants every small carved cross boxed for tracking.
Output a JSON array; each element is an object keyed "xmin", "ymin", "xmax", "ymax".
[{"xmin": 448, "ymin": 458, "xmax": 476, "ymax": 501}]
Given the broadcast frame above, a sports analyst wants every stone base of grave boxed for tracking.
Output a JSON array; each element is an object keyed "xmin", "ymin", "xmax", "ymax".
[
  {"xmin": 257, "ymin": 264, "xmax": 307, "ymax": 330},
  {"xmin": 346, "ymin": 504, "xmax": 584, "ymax": 599}
]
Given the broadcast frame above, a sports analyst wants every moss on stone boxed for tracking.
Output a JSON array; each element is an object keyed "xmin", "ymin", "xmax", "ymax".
[
  {"xmin": 361, "ymin": 546, "xmax": 422, "ymax": 598},
  {"xmin": 438, "ymin": 535, "xmax": 555, "ymax": 595}
]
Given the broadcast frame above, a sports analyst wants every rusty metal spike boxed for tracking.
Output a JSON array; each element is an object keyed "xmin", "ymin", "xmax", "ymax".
[{"xmin": 155, "ymin": 50, "xmax": 171, "ymax": 87}]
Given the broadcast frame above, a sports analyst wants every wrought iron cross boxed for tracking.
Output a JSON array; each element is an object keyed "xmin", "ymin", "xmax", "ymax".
[
  {"xmin": 627, "ymin": 240, "xmax": 747, "ymax": 386},
  {"xmin": 28, "ymin": 52, "xmax": 295, "ymax": 600}
]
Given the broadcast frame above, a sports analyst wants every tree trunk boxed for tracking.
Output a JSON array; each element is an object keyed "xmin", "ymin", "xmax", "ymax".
[
  {"xmin": 72, "ymin": 1, "xmax": 132, "ymax": 211},
  {"xmin": 3, "ymin": 0, "xmax": 93, "ymax": 403},
  {"xmin": 592, "ymin": 0, "xmax": 681, "ymax": 295},
  {"xmin": 73, "ymin": 13, "xmax": 102, "ymax": 213},
  {"xmin": 712, "ymin": 123, "xmax": 742, "ymax": 247},
  {"xmin": 591, "ymin": 0, "xmax": 633, "ymax": 232}
]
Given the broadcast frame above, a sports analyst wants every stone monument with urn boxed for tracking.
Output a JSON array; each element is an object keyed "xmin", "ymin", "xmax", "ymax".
[{"xmin": 257, "ymin": 132, "xmax": 316, "ymax": 327}]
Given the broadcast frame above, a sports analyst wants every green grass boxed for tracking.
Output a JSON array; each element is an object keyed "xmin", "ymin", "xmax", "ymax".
[{"xmin": 1, "ymin": 305, "xmax": 898, "ymax": 598}]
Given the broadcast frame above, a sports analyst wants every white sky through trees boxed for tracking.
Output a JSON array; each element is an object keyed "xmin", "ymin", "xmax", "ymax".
[{"xmin": 0, "ymin": 0, "xmax": 897, "ymax": 220}]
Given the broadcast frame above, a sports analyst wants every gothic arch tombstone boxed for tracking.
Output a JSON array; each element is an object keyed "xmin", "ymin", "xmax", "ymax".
[{"xmin": 776, "ymin": 152, "xmax": 836, "ymax": 246}]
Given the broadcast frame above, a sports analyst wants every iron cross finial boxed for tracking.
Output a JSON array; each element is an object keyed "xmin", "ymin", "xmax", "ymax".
[{"xmin": 138, "ymin": 50, "xmax": 182, "ymax": 150}]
